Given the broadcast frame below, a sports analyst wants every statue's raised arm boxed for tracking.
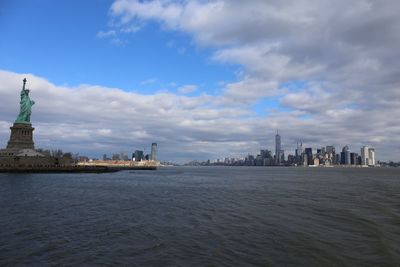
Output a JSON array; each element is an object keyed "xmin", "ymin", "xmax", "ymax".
[{"xmin": 15, "ymin": 78, "xmax": 35, "ymax": 124}]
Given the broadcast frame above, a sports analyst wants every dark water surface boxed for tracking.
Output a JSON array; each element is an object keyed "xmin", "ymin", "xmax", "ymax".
[{"xmin": 0, "ymin": 167, "xmax": 399, "ymax": 266}]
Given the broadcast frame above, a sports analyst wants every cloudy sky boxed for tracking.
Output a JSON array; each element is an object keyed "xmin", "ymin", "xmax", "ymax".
[{"xmin": 1, "ymin": 0, "xmax": 399, "ymax": 162}]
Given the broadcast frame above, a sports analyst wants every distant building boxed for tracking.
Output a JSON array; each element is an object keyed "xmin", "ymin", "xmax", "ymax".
[
  {"xmin": 361, "ymin": 146, "xmax": 369, "ymax": 165},
  {"xmin": 350, "ymin": 152, "xmax": 358, "ymax": 165},
  {"xmin": 287, "ymin": 154, "xmax": 295, "ymax": 165},
  {"xmin": 78, "ymin": 156, "xmax": 89, "ymax": 162},
  {"xmin": 260, "ymin": 149, "xmax": 273, "ymax": 166},
  {"xmin": 134, "ymin": 150, "xmax": 144, "ymax": 162},
  {"xmin": 255, "ymin": 155, "xmax": 264, "ymax": 166},
  {"xmin": 341, "ymin": 145, "xmax": 350, "ymax": 165},
  {"xmin": 361, "ymin": 146, "xmax": 375, "ymax": 166},
  {"xmin": 326, "ymin": 146, "xmax": 336, "ymax": 164},
  {"xmin": 357, "ymin": 155, "xmax": 362, "ymax": 165},
  {"xmin": 151, "ymin": 143, "xmax": 157, "ymax": 161},
  {"xmin": 303, "ymin": 155, "xmax": 308, "ymax": 166},
  {"xmin": 246, "ymin": 154, "xmax": 255, "ymax": 166},
  {"xmin": 368, "ymin": 147, "xmax": 376, "ymax": 166},
  {"xmin": 295, "ymin": 141, "xmax": 303, "ymax": 165},
  {"xmin": 260, "ymin": 149, "xmax": 269, "ymax": 159},
  {"xmin": 305, "ymin": 147, "xmax": 313, "ymax": 166},
  {"xmin": 275, "ymin": 130, "xmax": 281, "ymax": 165},
  {"xmin": 119, "ymin": 152, "xmax": 128, "ymax": 161},
  {"xmin": 335, "ymin": 154, "xmax": 340, "ymax": 165},
  {"xmin": 264, "ymin": 157, "xmax": 274, "ymax": 166}
]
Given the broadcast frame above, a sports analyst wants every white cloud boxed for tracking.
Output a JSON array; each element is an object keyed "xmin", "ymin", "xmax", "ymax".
[
  {"xmin": 101, "ymin": 0, "xmax": 400, "ymax": 161},
  {"xmin": 177, "ymin": 84, "xmax": 197, "ymax": 94},
  {"xmin": 97, "ymin": 30, "xmax": 117, "ymax": 38},
  {"xmin": 120, "ymin": 24, "xmax": 141, "ymax": 33},
  {"xmin": 3, "ymin": 1, "xmax": 400, "ymax": 162},
  {"xmin": 1, "ymin": 69, "xmax": 399, "ymax": 162},
  {"xmin": 97, "ymin": 129, "xmax": 113, "ymax": 137}
]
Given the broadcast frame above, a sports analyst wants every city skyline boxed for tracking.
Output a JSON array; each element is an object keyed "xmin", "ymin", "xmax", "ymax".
[
  {"xmin": 186, "ymin": 131, "xmax": 379, "ymax": 167},
  {"xmin": 1, "ymin": 1, "xmax": 400, "ymax": 163}
]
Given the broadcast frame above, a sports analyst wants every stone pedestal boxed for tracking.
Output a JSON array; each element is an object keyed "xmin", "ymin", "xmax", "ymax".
[{"xmin": 7, "ymin": 123, "xmax": 35, "ymax": 150}]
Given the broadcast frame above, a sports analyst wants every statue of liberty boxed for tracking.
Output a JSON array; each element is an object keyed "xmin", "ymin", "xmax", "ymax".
[{"xmin": 15, "ymin": 78, "xmax": 35, "ymax": 123}]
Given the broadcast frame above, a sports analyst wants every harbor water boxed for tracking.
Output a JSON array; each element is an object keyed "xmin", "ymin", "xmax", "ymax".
[{"xmin": 0, "ymin": 167, "xmax": 399, "ymax": 266}]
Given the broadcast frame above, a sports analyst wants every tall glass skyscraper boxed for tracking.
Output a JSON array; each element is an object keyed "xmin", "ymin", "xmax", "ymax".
[
  {"xmin": 275, "ymin": 130, "xmax": 281, "ymax": 164},
  {"xmin": 341, "ymin": 145, "xmax": 350, "ymax": 165},
  {"xmin": 151, "ymin": 143, "xmax": 157, "ymax": 161},
  {"xmin": 305, "ymin": 148, "xmax": 313, "ymax": 165},
  {"xmin": 295, "ymin": 141, "xmax": 303, "ymax": 164}
]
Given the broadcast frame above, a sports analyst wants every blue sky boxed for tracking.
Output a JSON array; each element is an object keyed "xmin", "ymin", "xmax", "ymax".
[
  {"xmin": 1, "ymin": 0, "xmax": 399, "ymax": 162},
  {"xmin": 0, "ymin": 0, "xmax": 237, "ymax": 94}
]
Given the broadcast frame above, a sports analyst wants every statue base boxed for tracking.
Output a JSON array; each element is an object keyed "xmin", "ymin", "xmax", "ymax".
[{"xmin": 7, "ymin": 123, "xmax": 35, "ymax": 150}]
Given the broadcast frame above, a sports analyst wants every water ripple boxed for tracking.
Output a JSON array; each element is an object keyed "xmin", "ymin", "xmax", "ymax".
[{"xmin": 0, "ymin": 167, "xmax": 399, "ymax": 266}]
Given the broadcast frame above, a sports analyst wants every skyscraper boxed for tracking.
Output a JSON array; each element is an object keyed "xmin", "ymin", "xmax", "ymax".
[
  {"xmin": 341, "ymin": 145, "xmax": 350, "ymax": 165},
  {"xmin": 326, "ymin": 146, "xmax": 336, "ymax": 164},
  {"xmin": 295, "ymin": 141, "xmax": 303, "ymax": 164},
  {"xmin": 151, "ymin": 142, "xmax": 157, "ymax": 161},
  {"xmin": 368, "ymin": 147, "xmax": 376, "ymax": 166},
  {"xmin": 305, "ymin": 147, "xmax": 313, "ymax": 166},
  {"xmin": 361, "ymin": 146, "xmax": 369, "ymax": 166},
  {"xmin": 350, "ymin": 152, "xmax": 358, "ymax": 165},
  {"xmin": 134, "ymin": 150, "xmax": 144, "ymax": 162},
  {"xmin": 275, "ymin": 130, "xmax": 281, "ymax": 165}
]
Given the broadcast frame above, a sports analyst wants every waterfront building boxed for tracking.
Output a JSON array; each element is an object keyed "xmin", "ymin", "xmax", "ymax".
[
  {"xmin": 305, "ymin": 148, "xmax": 313, "ymax": 166},
  {"xmin": 275, "ymin": 130, "xmax": 281, "ymax": 165},
  {"xmin": 357, "ymin": 155, "xmax": 362, "ymax": 165},
  {"xmin": 264, "ymin": 157, "xmax": 274, "ymax": 166},
  {"xmin": 287, "ymin": 154, "xmax": 295, "ymax": 165},
  {"xmin": 260, "ymin": 149, "xmax": 270, "ymax": 159},
  {"xmin": 120, "ymin": 152, "xmax": 128, "ymax": 161},
  {"xmin": 335, "ymin": 154, "xmax": 340, "ymax": 165},
  {"xmin": 303, "ymin": 155, "xmax": 308, "ymax": 166},
  {"xmin": 359, "ymin": 146, "xmax": 376, "ymax": 166},
  {"xmin": 134, "ymin": 150, "xmax": 144, "ymax": 162},
  {"xmin": 151, "ymin": 143, "xmax": 157, "ymax": 161},
  {"xmin": 350, "ymin": 152, "xmax": 358, "ymax": 165},
  {"xmin": 260, "ymin": 149, "xmax": 273, "ymax": 166},
  {"xmin": 361, "ymin": 146, "xmax": 368, "ymax": 165},
  {"xmin": 245, "ymin": 154, "xmax": 255, "ymax": 166},
  {"xmin": 280, "ymin": 149, "xmax": 285, "ymax": 163},
  {"xmin": 326, "ymin": 146, "xmax": 336, "ymax": 164},
  {"xmin": 341, "ymin": 145, "xmax": 350, "ymax": 165},
  {"xmin": 255, "ymin": 155, "xmax": 264, "ymax": 166},
  {"xmin": 368, "ymin": 148, "xmax": 376, "ymax": 166},
  {"xmin": 295, "ymin": 141, "xmax": 303, "ymax": 165}
]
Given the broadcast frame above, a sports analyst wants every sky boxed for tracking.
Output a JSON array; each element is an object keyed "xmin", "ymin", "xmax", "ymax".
[{"xmin": 0, "ymin": 0, "xmax": 400, "ymax": 163}]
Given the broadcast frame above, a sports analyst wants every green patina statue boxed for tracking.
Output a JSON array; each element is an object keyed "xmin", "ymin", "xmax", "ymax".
[{"xmin": 15, "ymin": 78, "xmax": 35, "ymax": 124}]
